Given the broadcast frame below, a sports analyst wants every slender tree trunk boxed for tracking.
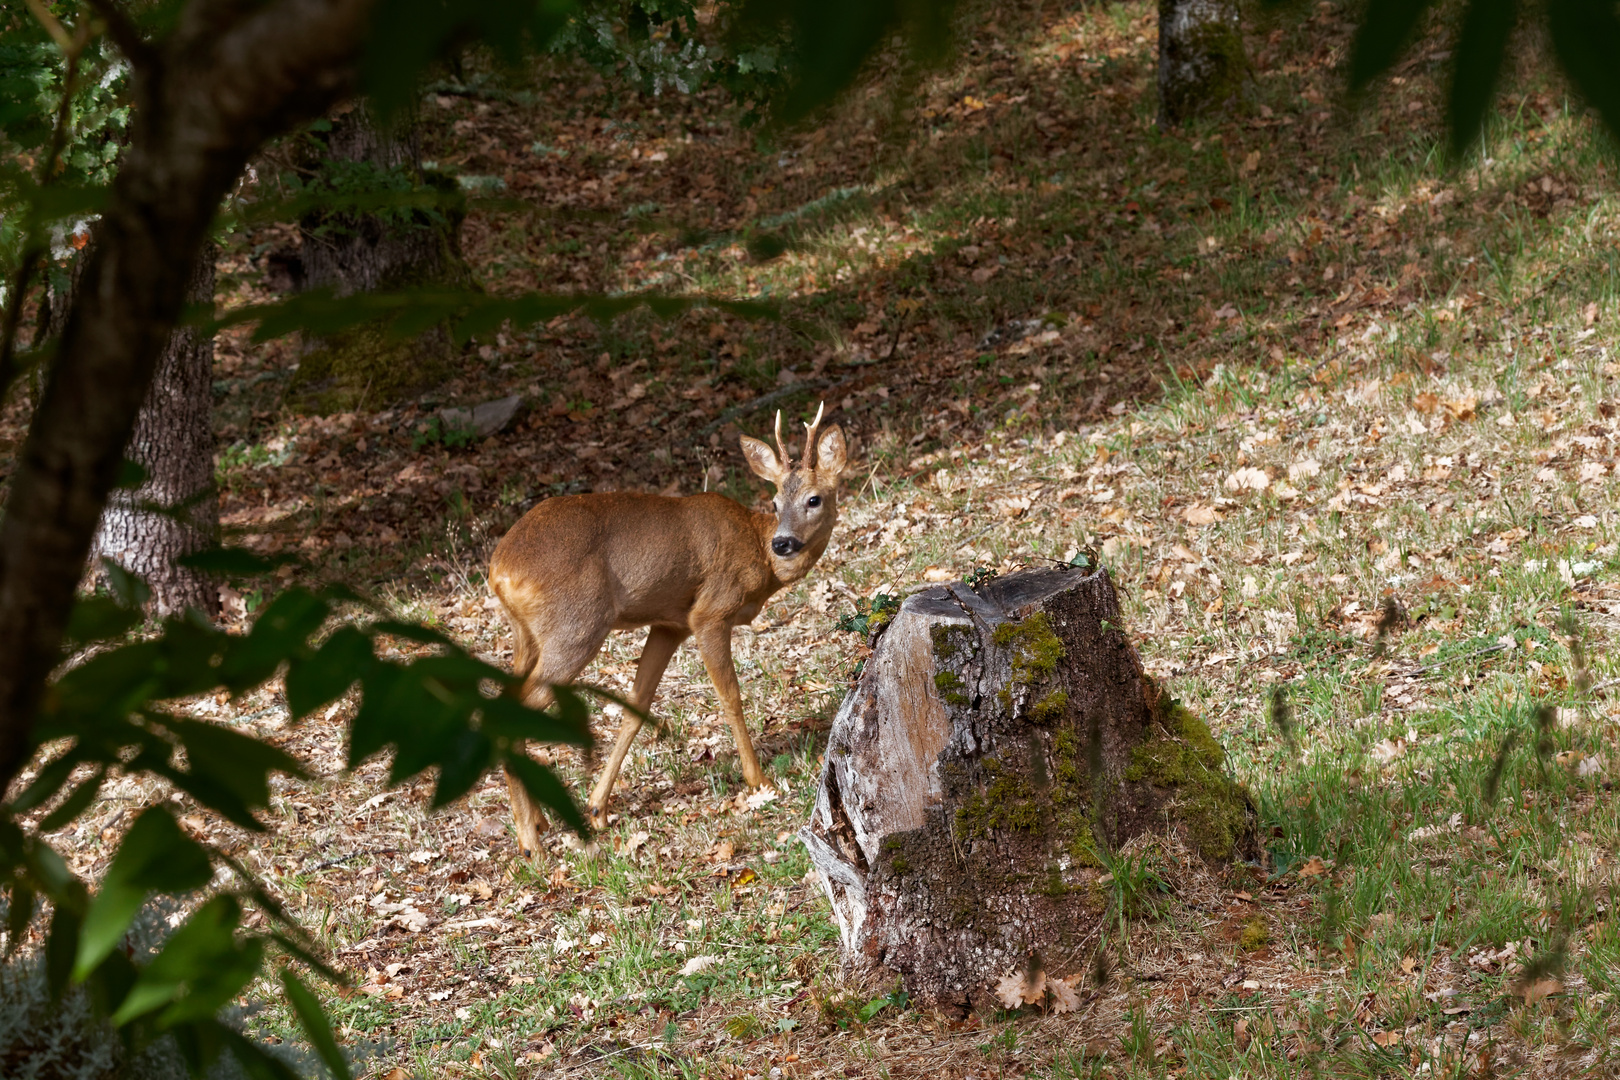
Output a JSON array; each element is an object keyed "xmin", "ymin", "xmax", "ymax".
[
  {"xmin": 93, "ymin": 248, "xmax": 220, "ymax": 617},
  {"xmin": 1157, "ymin": 0, "xmax": 1249, "ymax": 127},
  {"xmin": 288, "ymin": 105, "xmax": 469, "ymax": 411}
]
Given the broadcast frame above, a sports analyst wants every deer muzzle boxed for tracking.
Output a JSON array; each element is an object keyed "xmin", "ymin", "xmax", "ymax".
[{"xmin": 771, "ymin": 535, "xmax": 804, "ymax": 557}]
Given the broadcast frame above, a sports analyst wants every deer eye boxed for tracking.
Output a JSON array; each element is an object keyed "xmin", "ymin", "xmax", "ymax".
[{"xmin": 806, "ymin": 495, "xmax": 822, "ymax": 508}]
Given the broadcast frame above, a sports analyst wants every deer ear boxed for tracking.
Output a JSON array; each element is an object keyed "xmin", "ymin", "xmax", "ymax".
[
  {"xmin": 739, "ymin": 434, "xmax": 786, "ymax": 483},
  {"xmin": 814, "ymin": 425, "xmax": 847, "ymax": 479}
]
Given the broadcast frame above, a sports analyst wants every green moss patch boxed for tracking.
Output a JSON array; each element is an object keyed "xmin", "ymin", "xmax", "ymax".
[
  {"xmin": 992, "ymin": 612, "xmax": 1064, "ymax": 683},
  {"xmin": 933, "ymin": 669, "xmax": 969, "ymax": 707},
  {"xmin": 1125, "ymin": 698, "xmax": 1251, "ymax": 859}
]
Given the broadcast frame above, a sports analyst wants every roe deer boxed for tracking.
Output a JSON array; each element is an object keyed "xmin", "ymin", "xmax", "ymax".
[{"xmin": 490, "ymin": 403, "xmax": 847, "ymax": 852}]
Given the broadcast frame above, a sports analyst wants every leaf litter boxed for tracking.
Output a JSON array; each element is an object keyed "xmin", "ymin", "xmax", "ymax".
[{"xmin": 6, "ymin": 0, "xmax": 1620, "ymax": 1076}]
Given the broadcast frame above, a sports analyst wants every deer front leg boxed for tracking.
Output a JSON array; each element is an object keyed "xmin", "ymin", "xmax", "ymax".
[
  {"xmin": 503, "ymin": 740, "xmax": 550, "ymax": 858},
  {"xmin": 587, "ymin": 626, "xmax": 686, "ymax": 827},
  {"xmin": 694, "ymin": 622, "xmax": 765, "ymax": 788}
]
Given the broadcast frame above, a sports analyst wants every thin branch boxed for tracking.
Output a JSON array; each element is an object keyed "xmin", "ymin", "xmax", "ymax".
[{"xmin": 84, "ymin": 0, "xmax": 157, "ymax": 70}]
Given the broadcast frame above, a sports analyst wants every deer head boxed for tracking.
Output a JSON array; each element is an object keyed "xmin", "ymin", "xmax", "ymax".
[{"xmin": 739, "ymin": 402, "xmax": 847, "ymax": 579}]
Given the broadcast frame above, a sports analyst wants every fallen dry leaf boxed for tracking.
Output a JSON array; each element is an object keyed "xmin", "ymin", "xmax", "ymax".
[
  {"xmin": 1047, "ymin": 975, "xmax": 1082, "ymax": 1014},
  {"xmin": 1223, "ymin": 467, "xmax": 1270, "ymax": 493},
  {"xmin": 1370, "ymin": 737, "xmax": 1406, "ymax": 764},
  {"xmin": 1372, "ymin": 1030, "xmax": 1401, "ymax": 1048},
  {"xmin": 681, "ymin": 954, "xmax": 720, "ymax": 978},
  {"xmin": 1182, "ymin": 504, "xmax": 1219, "ymax": 526},
  {"xmin": 1440, "ymin": 394, "xmax": 1477, "ymax": 421},
  {"xmin": 1519, "ymin": 977, "xmax": 1561, "ymax": 1006},
  {"xmin": 995, "ymin": 965, "xmax": 1046, "ymax": 1009},
  {"xmin": 1298, "ymin": 856, "xmax": 1328, "ymax": 878}
]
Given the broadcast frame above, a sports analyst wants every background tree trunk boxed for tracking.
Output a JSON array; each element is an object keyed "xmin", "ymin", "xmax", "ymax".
[
  {"xmin": 801, "ymin": 567, "xmax": 1258, "ymax": 1012},
  {"xmin": 93, "ymin": 248, "xmax": 220, "ymax": 617},
  {"xmin": 286, "ymin": 105, "xmax": 470, "ymax": 411},
  {"xmin": 1158, "ymin": 0, "xmax": 1249, "ymax": 126}
]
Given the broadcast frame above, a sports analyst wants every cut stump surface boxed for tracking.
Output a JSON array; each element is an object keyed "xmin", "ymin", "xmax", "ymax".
[{"xmin": 801, "ymin": 566, "xmax": 1257, "ymax": 1010}]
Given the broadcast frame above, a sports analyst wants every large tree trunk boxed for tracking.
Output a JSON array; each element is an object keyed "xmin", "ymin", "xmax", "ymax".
[
  {"xmin": 801, "ymin": 567, "xmax": 1258, "ymax": 1012},
  {"xmin": 93, "ymin": 249, "xmax": 220, "ymax": 617},
  {"xmin": 285, "ymin": 106, "xmax": 469, "ymax": 412},
  {"xmin": 1157, "ymin": 0, "xmax": 1249, "ymax": 127}
]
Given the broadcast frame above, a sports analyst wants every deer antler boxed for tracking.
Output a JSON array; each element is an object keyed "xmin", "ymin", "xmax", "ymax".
[
  {"xmin": 803, "ymin": 401, "xmax": 826, "ymax": 469},
  {"xmin": 772, "ymin": 409, "xmax": 790, "ymax": 468}
]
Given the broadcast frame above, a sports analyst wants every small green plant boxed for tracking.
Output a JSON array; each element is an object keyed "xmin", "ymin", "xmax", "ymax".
[
  {"xmin": 1099, "ymin": 846, "xmax": 1171, "ymax": 930},
  {"xmin": 966, "ymin": 565, "xmax": 999, "ymax": 590},
  {"xmin": 836, "ymin": 591, "xmax": 899, "ymax": 637},
  {"xmin": 855, "ymin": 986, "xmax": 907, "ymax": 1024}
]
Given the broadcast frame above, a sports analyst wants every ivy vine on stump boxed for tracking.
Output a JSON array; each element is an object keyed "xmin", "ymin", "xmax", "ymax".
[{"xmin": 802, "ymin": 566, "xmax": 1258, "ymax": 1012}]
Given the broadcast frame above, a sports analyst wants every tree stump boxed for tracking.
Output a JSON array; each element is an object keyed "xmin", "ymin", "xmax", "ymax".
[{"xmin": 801, "ymin": 566, "xmax": 1257, "ymax": 1011}]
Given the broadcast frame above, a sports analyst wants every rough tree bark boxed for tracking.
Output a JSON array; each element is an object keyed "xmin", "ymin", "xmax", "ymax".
[
  {"xmin": 1158, "ymin": 0, "xmax": 1249, "ymax": 127},
  {"xmin": 0, "ymin": 0, "xmax": 373, "ymax": 796},
  {"xmin": 802, "ymin": 567, "xmax": 1257, "ymax": 1011},
  {"xmin": 285, "ymin": 105, "xmax": 470, "ymax": 411},
  {"xmin": 92, "ymin": 248, "xmax": 220, "ymax": 616}
]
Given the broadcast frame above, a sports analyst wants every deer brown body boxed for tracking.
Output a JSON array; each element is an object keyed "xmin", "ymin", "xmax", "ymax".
[{"xmin": 490, "ymin": 406, "xmax": 847, "ymax": 853}]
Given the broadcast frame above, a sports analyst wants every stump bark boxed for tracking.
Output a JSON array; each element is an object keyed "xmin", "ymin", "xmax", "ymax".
[{"xmin": 801, "ymin": 566, "xmax": 1258, "ymax": 1011}]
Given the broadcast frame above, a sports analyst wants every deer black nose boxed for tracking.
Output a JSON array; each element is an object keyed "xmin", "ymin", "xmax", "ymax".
[{"xmin": 772, "ymin": 536, "xmax": 804, "ymax": 557}]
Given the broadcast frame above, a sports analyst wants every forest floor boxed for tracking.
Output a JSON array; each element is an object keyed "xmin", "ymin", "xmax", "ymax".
[{"xmin": 11, "ymin": 0, "xmax": 1620, "ymax": 1076}]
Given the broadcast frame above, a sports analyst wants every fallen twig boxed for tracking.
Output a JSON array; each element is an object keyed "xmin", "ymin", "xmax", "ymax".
[
  {"xmin": 308, "ymin": 847, "xmax": 401, "ymax": 871},
  {"xmin": 1400, "ymin": 642, "xmax": 1508, "ymax": 678}
]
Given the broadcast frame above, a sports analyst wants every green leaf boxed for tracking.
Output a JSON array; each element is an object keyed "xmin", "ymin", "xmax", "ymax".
[
  {"xmin": 1548, "ymin": 0, "xmax": 1620, "ymax": 145},
  {"xmin": 6, "ymin": 883, "xmax": 34, "ymax": 957},
  {"xmin": 100, "ymin": 558, "xmax": 151, "ymax": 610},
  {"xmin": 176, "ymin": 547, "xmax": 304, "ymax": 578},
  {"xmin": 503, "ymin": 751, "xmax": 589, "ymax": 835},
  {"xmin": 368, "ymin": 619, "xmax": 454, "ymax": 647},
  {"xmin": 1447, "ymin": 0, "xmax": 1517, "ymax": 157},
  {"xmin": 8, "ymin": 750, "xmax": 82, "ymax": 813},
  {"xmin": 1348, "ymin": 0, "xmax": 1439, "ymax": 93},
  {"xmin": 219, "ymin": 588, "xmax": 331, "ymax": 691},
  {"xmin": 348, "ymin": 663, "xmax": 404, "ymax": 767},
  {"xmin": 736, "ymin": 0, "xmax": 958, "ymax": 122},
  {"xmin": 38, "ymin": 766, "xmax": 107, "ymax": 832},
  {"xmin": 280, "ymin": 968, "xmax": 352, "ymax": 1080},
  {"xmin": 111, "ymin": 895, "xmax": 260, "ymax": 1026},
  {"xmin": 285, "ymin": 626, "xmax": 375, "ymax": 721},
  {"xmin": 112, "ymin": 459, "xmax": 149, "ymax": 490},
  {"xmin": 47, "ymin": 904, "xmax": 80, "ymax": 998},
  {"xmin": 76, "ymin": 808, "xmax": 212, "ymax": 980},
  {"xmin": 63, "ymin": 595, "xmax": 143, "ymax": 647},
  {"xmin": 161, "ymin": 719, "xmax": 306, "ymax": 830},
  {"xmin": 361, "ymin": 0, "xmax": 577, "ymax": 121},
  {"xmin": 211, "ymin": 286, "xmax": 775, "ymax": 347},
  {"xmin": 219, "ymin": 1025, "xmax": 305, "ymax": 1080},
  {"xmin": 428, "ymin": 728, "xmax": 494, "ymax": 808},
  {"xmin": 478, "ymin": 695, "xmax": 593, "ymax": 747}
]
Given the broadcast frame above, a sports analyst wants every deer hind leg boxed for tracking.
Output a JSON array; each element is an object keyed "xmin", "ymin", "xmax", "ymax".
[
  {"xmin": 693, "ymin": 621, "xmax": 765, "ymax": 788},
  {"xmin": 503, "ymin": 617, "xmax": 610, "ymax": 857},
  {"xmin": 587, "ymin": 625, "xmax": 686, "ymax": 827}
]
